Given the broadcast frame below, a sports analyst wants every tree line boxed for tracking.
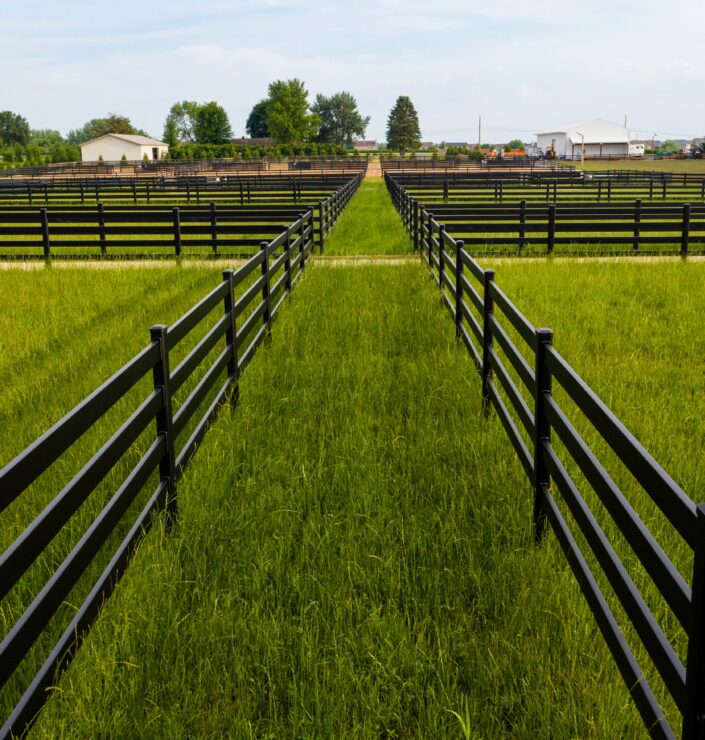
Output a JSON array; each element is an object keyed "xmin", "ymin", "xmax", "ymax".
[{"xmin": 0, "ymin": 85, "xmax": 428, "ymax": 168}]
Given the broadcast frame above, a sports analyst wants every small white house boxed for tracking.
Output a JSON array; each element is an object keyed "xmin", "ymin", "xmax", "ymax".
[
  {"xmin": 80, "ymin": 134, "xmax": 169, "ymax": 162},
  {"xmin": 536, "ymin": 119, "xmax": 630, "ymax": 158},
  {"xmin": 628, "ymin": 143, "xmax": 645, "ymax": 157}
]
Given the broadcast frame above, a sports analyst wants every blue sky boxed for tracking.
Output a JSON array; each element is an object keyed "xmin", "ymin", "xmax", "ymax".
[{"xmin": 2, "ymin": 0, "xmax": 703, "ymax": 143}]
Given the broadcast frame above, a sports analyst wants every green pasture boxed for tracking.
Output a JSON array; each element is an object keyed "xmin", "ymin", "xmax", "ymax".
[
  {"xmin": 579, "ymin": 159, "xmax": 705, "ymax": 174},
  {"xmin": 26, "ymin": 263, "xmax": 646, "ymax": 738},
  {"xmin": 1, "ymin": 176, "xmax": 702, "ymax": 736}
]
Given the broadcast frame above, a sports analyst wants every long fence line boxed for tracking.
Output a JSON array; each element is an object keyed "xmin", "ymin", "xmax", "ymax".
[
  {"xmin": 0, "ymin": 176, "xmax": 359, "ymax": 737},
  {"xmin": 0, "ymin": 174, "xmax": 362, "ymax": 259},
  {"xmin": 387, "ymin": 173, "xmax": 705, "ymax": 739},
  {"xmin": 0, "ymin": 173, "xmax": 360, "ymax": 207},
  {"xmin": 391, "ymin": 172, "xmax": 705, "ymax": 203},
  {"xmin": 0, "ymin": 156, "xmax": 369, "ymax": 180},
  {"xmin": 387, "ymin": 174, "xmax": 705, "ymax": 256}
]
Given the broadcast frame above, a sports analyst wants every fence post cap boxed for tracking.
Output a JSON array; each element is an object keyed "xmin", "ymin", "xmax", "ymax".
[
  {"xmin": 536, "ymin": 327, "xmax": 553, "ymax": 342},
  {"xmin": 149, "ymin": 323, "xmax": 168, "ymax": 339}
]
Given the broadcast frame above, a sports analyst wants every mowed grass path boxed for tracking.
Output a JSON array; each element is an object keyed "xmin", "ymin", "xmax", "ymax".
[{"xmin": 33, "ymin": 263, "xmax": 642, "ymax": 738}]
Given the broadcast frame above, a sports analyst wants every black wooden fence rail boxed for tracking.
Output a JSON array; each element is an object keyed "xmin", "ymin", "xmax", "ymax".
[
  {"xmin": 0, "ymin": 209, "xmax": 323, "ymax": 738},
  {"xmin": 0, "ymin": 172, "xmax": 362, "ymax": 207},
  {"xmin": 390, "ymin": 172, "xmax": 705, "ymax": 204},
  {"xmin": 387, "ymin": 174, "xmax": 705, "ymax": 256},
  {"xmin": 388, "ymin": 173, "xmax": 705, "ymax": 739},
  {"xmin": 0, "ymin": 174, "xmax": 361, "ymax": 259}
]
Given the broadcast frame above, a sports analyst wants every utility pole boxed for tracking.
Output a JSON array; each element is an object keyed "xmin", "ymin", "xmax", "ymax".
[
  {"xmin": 478, "ymin": 115, "xmax": 481, "ymax": 149},
  {"xmin": 624, "ymin": 114, "xmax": 627, "ymax": 128}
]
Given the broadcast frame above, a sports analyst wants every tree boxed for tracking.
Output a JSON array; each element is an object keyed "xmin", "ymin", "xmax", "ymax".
[
  {"xmin": 163, "ymin": 101, "xmax": 200, "ymax": 145},
  {"xmin": 66, "ymin": 114, "xmax": 146, "ymax": 145},
  {"xmin": 506, "ymin": 138, "xmax": 525, "ymax": 150},
  {"xmin": 265, "ymin": 79, "xmax": 319, "ymax": 144},
  {"xmin": 194, "ymin": 102, "xmax": 232, "ymax": 144},
  {"xmin": 0, "ymin": 111, "xmax": 30, "ymax": 146},
  {"xmin": 385, "ymin": 96, "xmax": 421, "ymax": 154},
  {"xmin": 29, "ymin": 129, "xmax": 64, "ymax": 147},
  {"xmin": 245, "ymin": 100, "xmax": 270, "ymax": 138},
  {"xmin": 312, "ymin": 92, "xmax": 369, "ymax": 147}
]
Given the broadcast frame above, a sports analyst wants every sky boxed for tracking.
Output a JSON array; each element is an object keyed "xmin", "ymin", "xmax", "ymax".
[{"xmin": 2, "ymin": 0, "xmax": 704, "ymax": 144}]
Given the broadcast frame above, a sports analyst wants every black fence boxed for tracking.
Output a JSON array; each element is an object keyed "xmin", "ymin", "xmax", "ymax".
[
  {"xmin": 0, "ymin": 176, "xmax": 365, "ymax": 736},
  {"xmin": 389, "ymin": 171, "xmax": 705, "ymax": 204},
  {"xmin": 0, "ymin": 156, "xmax": 368, "ymax": 180},
  {"xmin": 381, "ymin": 158, "xmax": 575, "ymax": 172},
  {"xmin": 388, "ymin": 173, "xmax": 705, "ymax": 738},
  {"xmin": 387, "ymin": 174, "xmax": 705, "ymax": 256},
  {"xmin": 0, "ymin": 174, "xmax": 362, "ymax": 259},
  {"xmin": 0, "ymin": 172, "xmax": 361, "ymax": 207}
]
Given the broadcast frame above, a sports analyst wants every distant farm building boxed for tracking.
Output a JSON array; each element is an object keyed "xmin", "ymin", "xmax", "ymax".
[
  {"xmin": 354, "ymin": 140, "xmax": 378, "ymax": 151},
  {"xmin": 80, "ymin": 134, "xmax": 168, "ymax": 162},
  {"xmin": 536, "ymin": 119, "xmax": 630, "ymax": 158}
]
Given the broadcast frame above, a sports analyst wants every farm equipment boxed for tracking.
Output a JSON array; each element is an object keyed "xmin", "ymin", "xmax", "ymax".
[{"xmin": 544, "ymin": 142, "xmax": 557, "ymax": 160}]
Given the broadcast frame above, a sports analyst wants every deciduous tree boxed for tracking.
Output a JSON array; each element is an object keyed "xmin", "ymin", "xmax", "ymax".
[
  {"xmin": 265, "ymin": 79, "xmax": 319, "ymax": 144},
  {"xmin": 245, "ymin": 100, "xmax": 270, "ymax": 138},
  {"xmin": 194, "ymin": 102, "xmax": 232, "ymax": 145},
  {"xmin": 0, "ymin": 111, "xmax": 30, "ymax": 146},
  {"xmin": 312, "ymin": 92, "xmax": 369, "ymax": 147},
  {"xmin": 163, "ymin": 101, "xmax": 200, "ymax": 144}
]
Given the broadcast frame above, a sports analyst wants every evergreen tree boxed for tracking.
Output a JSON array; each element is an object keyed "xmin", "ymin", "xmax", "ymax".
[{"xmin": 386, "ymin": 96, "xmax": 421, "ymax": 154}]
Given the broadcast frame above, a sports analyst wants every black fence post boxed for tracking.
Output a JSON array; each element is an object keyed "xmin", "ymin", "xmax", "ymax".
[
  {"xmin": 97, "ymin": 202, "xmax": 107, "ymax": 257},
  {"xmin": 40, "ymin": 208, "xmax": 50, "ymax": 260},
  {"xmin": 681, "ymin": 203, "xmax": 691, "ymax": 256},
  {"xmin": 413, "ymin": 199, "xmax": 419, "ymax": 252},
  {"xmin": 284, "ymin": 226, "xmax": 292, "ymax": 291},
  {"xmin": 683, "ymin": 504, "xmax": 705, "ymax": 740},
  {"xmin": 547, "ymin": 204, "xmax": 556, "ymax": 254},
  {"xmin": 481, "ymin": 269, "xmax": 495, "ymax": 414},
  {"xmin": 633, "ymin": 199, "xmax": 641, "ymax": 251},
  {"xmin": 318, "ymin": 200, "xmax": 325, "ymax": 254},
  {"xmin": 209, "ymin": 201, "xmax": 218, "ymax": 255},
  {"xmin": 533, "ymin": 328, "xmax": 553, "ymax": 543},
  {"xmin": 438, "ymin": 224, "xmax": 446, "ymax": 288},
  {"xmin": 519, "ymin": 199, "xmax": 527, "ymax": 252},
  {"xmin": 150, "ymin": 324, "xmax": 177, "ymax": 524},
  {"xmin": 260, "ymin": 241, "xmax": 272, "ymax": 336},
  {"xmin": 455, "ymin": 239, "xmax": 464, "ymax": 337},
  {"xmin": 172, "ymin": 207, "xmax": 182, "ymax": 257},
  {"xmin": 298, "ymin": 213, "xmax": 307, "ymax": 269},
  {"xmin": 222, "ymin": 270, "xmax": 240, "ymax": 407},
  {"xmin": 427, "ymin": 213, "xmax": 434, "ymax": 266},
  {"xmin": 132, "ymin": 182, "xmax": 137, "ymax": 205}
]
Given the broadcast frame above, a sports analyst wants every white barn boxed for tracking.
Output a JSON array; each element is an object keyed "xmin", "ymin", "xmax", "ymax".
[
  {"xmin": 80, "ymin": 134, "xmax": 169, "ymax": 162},
  {"xmin": 536, "ymin": 119, "xmax": 630, "ymax": 158}
]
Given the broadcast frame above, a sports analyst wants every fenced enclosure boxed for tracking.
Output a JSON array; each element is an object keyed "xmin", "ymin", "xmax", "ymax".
[
  {"xmin": 389, "ymin": 170, "xmax": 705, "ymax": 204},
  {"xmin": 0, "ymin": 172, "xmax": 362, "ymax": 207},
  {"xmin": 381, "ymin": 157, "xmax": 575, "ymax": 173},
  {"xmin": 0, "ymin": 175, "xmax": 362, "ymax": 736},
  {"xmin": 388, "ymin": 173, "xmax": 705, "ymax": 739},
  {"xmin": 0, "ymin": 173, "xmax": 361, "ymax": 259},
  {"xmin": 387, "ymin": 173, "xmax": 705, "ymax": 256},
  {"xmin": 0, "ymin": 156, "xmax": 368, "ymax": 180}
]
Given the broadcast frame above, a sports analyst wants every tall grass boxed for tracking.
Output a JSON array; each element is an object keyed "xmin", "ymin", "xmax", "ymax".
[{"xmin": 30, "ymin": 264, "xmax": 644, "ymax": 737}]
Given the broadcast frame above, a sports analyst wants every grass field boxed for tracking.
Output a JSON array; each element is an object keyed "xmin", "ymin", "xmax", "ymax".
[
  {"xmin": 27, "ymin": 262, "xmax": 646, "ymax": 738},
  {"xmin": 1, "ymin": 178, "xmax": 701, "ymax": 736},
  {"xmin": 321, "ymin": 180, "xmax": 410, "ymax": 256},
  {"xmin": 579, "ymin": 159, "xmax": 705, "ymax": 174}
]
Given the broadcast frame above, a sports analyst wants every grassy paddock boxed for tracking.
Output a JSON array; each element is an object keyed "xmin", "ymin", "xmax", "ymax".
[
  {"xmin": 31, "ymin": 264, "xmax": 645, "ymax": 737},
  {"xmin": 579, "ymin": 159, "xmax": 705, "ymax": 174},
  {"xmin": 321, "ymin": 180, "xmax": 411, "ymax": 256}
]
